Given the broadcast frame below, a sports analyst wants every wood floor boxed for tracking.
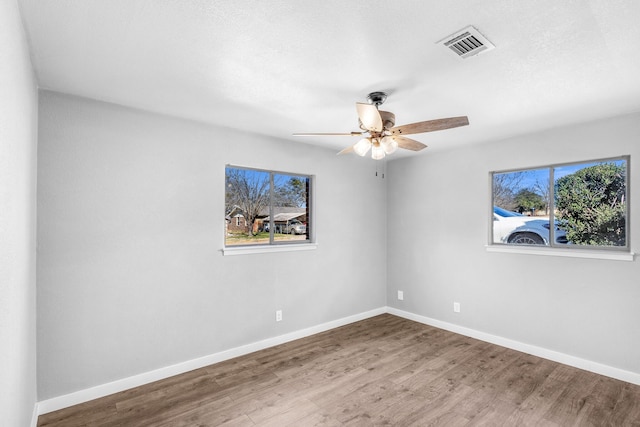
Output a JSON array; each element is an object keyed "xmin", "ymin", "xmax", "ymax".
[{"xmin": 38, "ymin": 314, "xmax": 640, "ymax": 426}]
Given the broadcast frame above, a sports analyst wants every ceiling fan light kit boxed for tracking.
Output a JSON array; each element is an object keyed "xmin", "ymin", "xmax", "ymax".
[
  {"xmin": 294, "ymin": 92, "xmax": 469, "ymax": 160},
  {"xmin": 371, "ymin": 141, "xmax": 386, "ymax": 160},
  {"xmin": 353, "ymin": 138, "xmax": 372, "ymax": 156},
  {"xmin": 381, "ymin": 136, "xmax": 398, "ymax": 154}
]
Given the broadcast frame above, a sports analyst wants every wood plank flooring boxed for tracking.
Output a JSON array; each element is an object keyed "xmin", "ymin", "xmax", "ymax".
[{"xmin": 38, "ymin": 314, "xmax": 640, "ymax": 426}]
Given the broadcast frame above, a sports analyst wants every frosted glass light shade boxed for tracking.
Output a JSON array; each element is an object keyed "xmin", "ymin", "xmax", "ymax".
[
  {"xmin": 353, "ymin": 138, "xmax": 372, "ymax": 156},
  {"xmin": 381, "ymin": 136, "xmax": 398, "ymax": 154},
  {"xmin": 371, "ymin": 143, "xmax": 386, "ymax": 160}
]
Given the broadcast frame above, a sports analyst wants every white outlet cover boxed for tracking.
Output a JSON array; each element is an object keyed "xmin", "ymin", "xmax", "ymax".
[
  {"xmin": 397, "ymin": 291, "xmax": 404, "ymax": 300},
  {"xmin": 453, "ymin": 302, "xmax": 461, "ymax": 313}
]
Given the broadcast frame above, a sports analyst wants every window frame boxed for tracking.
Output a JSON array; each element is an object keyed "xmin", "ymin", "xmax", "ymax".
[
  {"xmin": 488, "ymin": 156, "xmax": 632, "ymax": 259},
  {"xmin": 223, "ymin": 165, "xmax": 316, "ymax": 255}
]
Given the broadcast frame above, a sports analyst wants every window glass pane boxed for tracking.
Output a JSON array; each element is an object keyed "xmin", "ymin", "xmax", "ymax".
[
  {"xmin": 225, "ymin": 166, "xmax": 312, "ymax": 247},
  {"xmin": 271, "ymin": 173, "xmax": 310, "ymax": 243},
  {"xmin": 225, "ymin": 167, "xmax": 271, "ymax": 246},
  {"xmin": 554, "ymin": 159, "xmax": 627, "ymax": 247},
  {"xmin": 492, "ymin": 168, "xmax": 555, "ymax": 245},
  {"xmin": 491, "ymin": 157, "xmax": 628, "ymax": 249}
]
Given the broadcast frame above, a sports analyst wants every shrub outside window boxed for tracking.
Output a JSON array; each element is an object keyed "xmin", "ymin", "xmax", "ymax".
[
  {"xmin": 225, "ymin": 166, "xmax": 312, "ymax": 247},
  {"xmin": 491, "ymin": 157, "xmax": 629, "ymax": 250}
]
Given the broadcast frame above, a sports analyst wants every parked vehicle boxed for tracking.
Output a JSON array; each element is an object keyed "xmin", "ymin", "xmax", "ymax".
[
  {"xmin": 263, "ymin": 219, "xmax": 306, "ymax": 235},
  {"xmin": 493, "ymin": 206, "xmax": 568, "ymax": 245},
  {"xmin": 285, "ymin": 220, "xmax": 306, "ymax": 235}
]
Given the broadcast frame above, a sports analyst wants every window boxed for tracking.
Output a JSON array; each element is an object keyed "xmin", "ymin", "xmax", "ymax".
[
  {"xmin": 491, "ymin": 157, "xmax": 629, "ymax": 251},
  {"xmin": 225, "ymin": 165, "xmax": 312, "ymax": 247}
]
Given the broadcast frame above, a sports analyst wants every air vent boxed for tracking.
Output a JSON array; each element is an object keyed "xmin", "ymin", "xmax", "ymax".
[{"xmin": 438, "ymin": 25, "xmax": 494, "ymax": 59}]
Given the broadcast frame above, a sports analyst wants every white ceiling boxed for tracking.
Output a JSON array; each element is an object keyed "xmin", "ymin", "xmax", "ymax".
[{"xmin": 18, "ymin": 0, "xmax": 640, "ymax": 158}]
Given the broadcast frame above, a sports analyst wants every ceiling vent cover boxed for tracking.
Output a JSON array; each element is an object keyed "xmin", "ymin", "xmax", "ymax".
[{"xmin": 438, "ymin": 25, "xmax": 494, "ymax": 59}]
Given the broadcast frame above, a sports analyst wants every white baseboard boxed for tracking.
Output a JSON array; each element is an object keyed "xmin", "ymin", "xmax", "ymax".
[
  {"xmin": 387, "ymin": 307, "xmax": 640, "ymax": 387},
  {"xmin": 37, "ymin": 305, "xmax": 640, "ymax": 417},
  {"xmin": 36, "ymin": 307, "xmax": 386, "ymax": 416}
]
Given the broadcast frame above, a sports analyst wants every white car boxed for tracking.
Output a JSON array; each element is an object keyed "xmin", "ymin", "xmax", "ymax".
[
  {"xmin": 285, "ymin": 219, "xmax": 306, "ymax": 235},
  {"xmin": 493, "ymin": 206, "xmax": 568, "ymax": 245}
]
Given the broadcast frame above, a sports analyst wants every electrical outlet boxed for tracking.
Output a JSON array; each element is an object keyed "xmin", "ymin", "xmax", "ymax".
[
  {"xmin": 453, "ymin": 302, "xmax": 460, "ymax": 313},
  {"xmin": 397, "ymin": 290, "xmax": 404, "ymax": 301},
  {"xmin": 275, "ymin": 310, "xmax": 283, "ymax": 322}
]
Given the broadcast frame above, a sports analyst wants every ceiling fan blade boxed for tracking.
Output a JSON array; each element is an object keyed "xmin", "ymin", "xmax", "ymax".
[
  {"xmin": 394, "ymin": 136, "xmax": 428, "ymax": 151},
  {"xmin": 390, "ymin": 116, "xmax": 469, "ymax": 136},
  {"xmin": 337, "ymin": 145, "xmax": 355, "ymax": 155},
  {"xmin": 293, "ymin": 132, "xmax": 363, "ymax": 136},
  {"xmin": 356, "ymin": 102, "xmax": 383, "ymax": 132}
]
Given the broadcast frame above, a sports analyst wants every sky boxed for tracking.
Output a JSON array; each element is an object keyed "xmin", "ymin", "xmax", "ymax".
[
  {"xmin": 496, "ymin": 158, "xmax": 626, "ymax": 195},
  {"xmin": 226, "ymin": 166, "xmax": 309, "ymax": 208}
]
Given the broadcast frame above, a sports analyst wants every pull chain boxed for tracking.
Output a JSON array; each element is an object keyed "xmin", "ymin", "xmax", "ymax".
[{"xmin": 375, "ymin": 159, "xmax": 386, "ymax": 179}]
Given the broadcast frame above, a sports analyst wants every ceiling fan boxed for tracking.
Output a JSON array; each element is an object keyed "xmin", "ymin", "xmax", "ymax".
[{"xmin": 293, "ymin": 92, "xmax": 469, "ymax": 160}]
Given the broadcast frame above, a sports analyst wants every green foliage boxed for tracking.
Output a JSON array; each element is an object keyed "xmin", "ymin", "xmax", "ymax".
[
  {"xmin": 513, "ymin": 188, "xmax": 545, "ymax": 214},
  {"xmin": 555, "ymin": 163, "xmax": 626, "ymax": 246},
  {"xmin": 274, "ymin": 177, "xmax": 307, "ymax": 207}
]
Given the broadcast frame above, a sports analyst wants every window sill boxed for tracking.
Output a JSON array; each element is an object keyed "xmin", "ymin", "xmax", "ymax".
[
  {"xmin": 222, "ymin": 243, "xmax": 318, "ymax": 256},
  {"xmin": 485, "ymin": 245, "xmax": 634, "ymax": 261}
]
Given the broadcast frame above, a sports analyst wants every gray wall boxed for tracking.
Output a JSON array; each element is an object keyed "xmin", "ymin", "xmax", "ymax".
[
  {"xmin": 387, "ymin": 113, "xmax": 640, "ymax": 375},
  {"xmin": 36, "ymin": 91, "xmax": 387, "ymax": 399},
  {"xmin": 0, "ymin": 0, "xmax": 38, "ymax": 425}
]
